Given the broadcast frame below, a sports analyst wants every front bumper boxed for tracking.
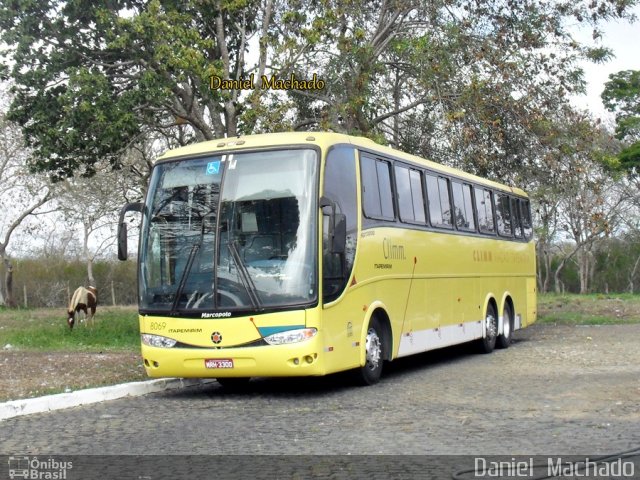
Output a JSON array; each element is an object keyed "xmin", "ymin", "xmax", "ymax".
[{"xmin": 141, "ymin": 334, "xmax": 325, "ymax": 378}]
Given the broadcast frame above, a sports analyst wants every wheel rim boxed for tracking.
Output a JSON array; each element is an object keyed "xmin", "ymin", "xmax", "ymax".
[
  {"xmin": 365, "ymin": 327, "xmax": 382, "ymax": 371},
  {"xmin": 486, "ymin": 311, "xmax": 497, "ymax": 340},
  {"xmin": 503, "ymin": 311, "xmax": 511, "ymax": 339}
]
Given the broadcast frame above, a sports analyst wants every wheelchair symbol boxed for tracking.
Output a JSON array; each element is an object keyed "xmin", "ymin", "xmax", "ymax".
[{"xmin": 206, "ymin": 161, "xmax": 221, "ymax": 175}]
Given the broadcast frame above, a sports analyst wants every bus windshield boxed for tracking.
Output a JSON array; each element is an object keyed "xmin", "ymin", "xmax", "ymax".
[{"xmin": 139, "ymin": 148, "xmax": 318, "ymax": 313}]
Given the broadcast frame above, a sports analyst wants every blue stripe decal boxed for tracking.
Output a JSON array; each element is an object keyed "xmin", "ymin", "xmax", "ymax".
[{"xmin": 258, "ymin": 325, "xmax": 305, "ymax": 337}]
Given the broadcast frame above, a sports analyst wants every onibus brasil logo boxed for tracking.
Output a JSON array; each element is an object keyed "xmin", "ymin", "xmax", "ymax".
[{"xmin": 8, "ymin": 456, "xmax": 73, "ymax": 479}]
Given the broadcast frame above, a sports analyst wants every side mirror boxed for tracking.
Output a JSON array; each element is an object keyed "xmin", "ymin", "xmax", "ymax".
[
  {"xmin": 117, "ymin": 222, "xmax": 128, "ymax": 261},
  {"xmin": 319, "ymin": 196, "xmax": 346, "ymax": 255},
  {"xmin": 319, "ymin": 196, "xmax": 332, "ymax": 214},
  {"xmin": 117, "ymin": 202, "xmax": 144, "ymax": 261}
]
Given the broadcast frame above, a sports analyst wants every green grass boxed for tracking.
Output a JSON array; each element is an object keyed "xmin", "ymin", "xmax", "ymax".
[
  {"xmin": 0, "ymin": 306, "xmax": 140, "ymax": 351},
  {"xmin": 1, "ymin": 293, "xmax": 639, "ymax": 351},
  {"xmin": 538, "ymin": 312, "xmax": 625, "ymax": 325},
  {"xmin": 537, "ymin": 293, "xmax": 640, "ymax": 325},
  {"xmin": 538, "ymin": 292, "xmax": 640, "ymax": 303}
]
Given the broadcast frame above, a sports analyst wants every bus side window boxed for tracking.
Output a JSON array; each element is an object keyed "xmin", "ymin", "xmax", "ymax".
[
  {"xmin": 462, "ymin": 184, "xmax": 476, "ymax": 231},
  {"xmin": 410, "ymin": 169, "xmax": 426, "ymax": 223},
  {"xmin": 496, "ymin": 193, "xmax": 513, "ymax": 237},
  {"xmin": 511, "ymin": 197, "xmax": 523, "ymax": 238},
  {"xmin": 474, "ymin": 187, "xmax": 495, "ymax": 233},
  {"xmin": 452, "ymin": 181, "xmax": 476, "ymax": 231},
  {"xmin": 361, "ymin": 156, "xmax": 395, "ymax": 221},
  {"xmin": 439, "ymin": 177, "xmax": 452, "ymax": 226},
  {"xmin": 425, "ymin": 174, "xmax": 453, "ymax": 228},
  {"xmin": 520, "ymin": 199, "xmax": 533, "ymax": 239},
  {"xmin": 395, "ymin": 164, "xmax": 426, "ymax": 224}
]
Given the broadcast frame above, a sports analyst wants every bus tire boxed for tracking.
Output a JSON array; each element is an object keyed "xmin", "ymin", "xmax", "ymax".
[
  {"xmin": 496, "ymin": 302, "xmax": 514, "ymax": 349},
  {"xmin": 479, "ymin": 303, "xmax": 498, "ymax": 354},
  {"xmin": 217, "ymin": 377, "xmax": 251, "ymax": 390},
  {"xmin": 355, "ymin": 317, "xmax": 385, "ymax": 385}
]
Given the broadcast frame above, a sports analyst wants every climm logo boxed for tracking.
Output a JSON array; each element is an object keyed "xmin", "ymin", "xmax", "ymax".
[
  {"xmin": 473, "ymin": 250, "xmax": 493, "ymax": 262},
  {"xmin": 383, "ymin": 238, "xmax": 406, "ymax": 260}
]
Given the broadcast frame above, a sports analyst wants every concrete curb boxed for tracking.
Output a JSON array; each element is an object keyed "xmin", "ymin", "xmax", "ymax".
[{"xmin": 0, "ymin": 378, "xmax": 217, "ymax": 421}]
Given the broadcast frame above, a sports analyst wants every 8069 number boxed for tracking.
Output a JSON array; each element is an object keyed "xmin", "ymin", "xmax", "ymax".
[{"xmin": 150, "ymin": 321, "xmax": 167, "ymax": 331}]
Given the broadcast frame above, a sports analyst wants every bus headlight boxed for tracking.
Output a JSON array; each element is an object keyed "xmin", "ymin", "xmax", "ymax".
[
  {"xmin": 264, "ymin": 328, "xmax": 317, "ymax": 345},
  {"xmin": 141, "ymin": 334, "xmax": 177, "ymax": 348}
]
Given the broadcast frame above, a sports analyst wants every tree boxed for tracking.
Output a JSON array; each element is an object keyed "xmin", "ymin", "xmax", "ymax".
[
  {"xmin": 275, "ymin": 0, "xmax": 636, "ymax": 180},
  {"xmin": 533, "ymin": 188, "xmax": 561, "ymax": 294},
  {"xmin": 541, "ymin": 112, "xmax": 624, "ymax": 294},
  {"xmin": 55, "ymin": 166, "xmax": 135, "ymax": 286},
  {"xmin": 0, "ymin": 0, "xmax": 278, "ymax": 179},
  {"xmin": 1, "ymin": 0, "xmax": 636, "ymax": 182},
  {"xmin": 0, "ymin": 97, "xmax": 55, "ymax": 306},
  {"xmin": 591, "ymin": 233, "xmax": 640, "ymax": 294},
  {"xmin": 603, "ymin": 70, "xmax": 640, "ymax": 141},
  {"xmin": 602, "ymin": 69, "xmax": 640, "ymax": 175}
]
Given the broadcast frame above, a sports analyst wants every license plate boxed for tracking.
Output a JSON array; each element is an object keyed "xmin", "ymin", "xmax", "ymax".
[{"xmin": 205, "ymin": 358, "xmax": 234, "ymax": 369}]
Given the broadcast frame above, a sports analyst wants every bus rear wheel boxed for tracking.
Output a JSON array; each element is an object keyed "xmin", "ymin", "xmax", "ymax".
[
  {"xmin": 479, "ymin": 304, "xmax": 498, "ymax": 354},
  {"xmin": 496, "ymin": 303, "xmax": 514, "ymax": 349},
  {"xmin": 355, "ymin": 317, "xmax": 385, "ymax": 385}
]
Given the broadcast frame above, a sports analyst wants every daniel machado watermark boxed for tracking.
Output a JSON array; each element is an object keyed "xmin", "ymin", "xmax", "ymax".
[
  {"xmin": 7, "ymin": 456, "xmax": 72, "ymax": 479},
  {"xmin": 472, "ymin": 456, "xmax": 635, "ymax": 478}
]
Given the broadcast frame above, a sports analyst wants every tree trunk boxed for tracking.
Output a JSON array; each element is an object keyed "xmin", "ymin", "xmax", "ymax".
[
  {"xmin": 537, "ymin": 240, "xmax": 552, "ymax": 294},
  {"xmin": 4, "ymin": 260, "xmax": 15, "ymax": 307},
  {"xmin": 87, "ymin": 257, "xmax": 95, "ymax": 287},
  {"xmin": 578, "ymin": 250, "xmax": 589, "ymax": 294},
  {"xmin": 83, "ymin": 220, "xmax": 96, "ymax": 287},
  {"xmin": 554, "ymin": 255, "xmax": 569, "ymax": 294},
  {"xmin": 628, "ymin": 254, "xmax": 640, "ymax": 294},
  {"xmin": 543, "ymin": 252, "xmax": 552, "ymax": 293},
  {"xmin": 392, "ymin": 67, "xmax": 401, "ymax": 146},
  {"xmin": 0, "ymin": 270, "xmax": 5, "ymax": 306},
  {"xmin": 0, "ymin": 248, "xmax": 6, "ymax": 305}
]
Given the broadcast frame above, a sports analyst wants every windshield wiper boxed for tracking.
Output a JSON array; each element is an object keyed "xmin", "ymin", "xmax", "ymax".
[
  {"xmin": 227, "ymin": 240, "xmax": 262, "ymax": 310},
  {"xmin": 171, "ymin": 212, "xmax": 215, "ymax": 314},
  {"xmin": 171, "ymin": 242, "xmax": 201, "ymax": 314}
]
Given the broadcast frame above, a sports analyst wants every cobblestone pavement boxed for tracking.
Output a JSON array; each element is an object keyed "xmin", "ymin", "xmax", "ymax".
[{"xmin": 2, "ymin": 324, "xmax": 639, "ymax": 459}]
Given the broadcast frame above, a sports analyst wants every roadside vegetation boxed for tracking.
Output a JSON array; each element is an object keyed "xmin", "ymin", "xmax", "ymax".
[
  {"xmin": 0, "ymin": 306, "xmax": 143, "ymax": 402},
  {"xmin": 0, "ymin": 296, "xmax": 638, "ymax": 402},
  {"xmin": 1, "ymin": 295, "xmax": 639, "ymax": 353},
  {"xmin": 0, "ymin": 306, "xmax": 139, "ymax": 351},
  {"xmin": 537, "ymin": 293, "xmax": 640, "ymax": 325}
]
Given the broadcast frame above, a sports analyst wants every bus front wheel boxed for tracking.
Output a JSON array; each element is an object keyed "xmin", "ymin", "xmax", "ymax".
[
  {"xmin": 355, "ymin": 317, "xmax": 385, "ymax": 385},
  {"xmin": 479, "ymin": 304, "xmax": 498, "ymax": 354}
]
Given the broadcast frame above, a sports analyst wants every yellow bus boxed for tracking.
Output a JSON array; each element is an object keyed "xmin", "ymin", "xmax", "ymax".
[{"xmin": 118, "ymin": 132, "xmax": 536, "ymax": 386}]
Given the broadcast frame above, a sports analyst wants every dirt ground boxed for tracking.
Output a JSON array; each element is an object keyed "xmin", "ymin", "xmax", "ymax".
[
  {"xmin": 2, "ymin": 322, "xmax": 640, "ymax": 407},
  {"xmin": 0, "ymin": 350, "xmax": 145, "ymax": 402},
  {"xmin": 509, "ymin": 323, "xmax": 640, "ymax": 423}
]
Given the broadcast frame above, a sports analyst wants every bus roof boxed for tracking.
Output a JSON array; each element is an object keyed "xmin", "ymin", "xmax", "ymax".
[{"xmin": 158, "ymin": 131, "xmax": 528, "ymax": 197}]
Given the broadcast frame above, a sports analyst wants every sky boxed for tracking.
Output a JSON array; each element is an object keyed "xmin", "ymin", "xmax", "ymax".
[{"xmin": 571, "ymin": 5, "xmax": 640, "ymax": 121}]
